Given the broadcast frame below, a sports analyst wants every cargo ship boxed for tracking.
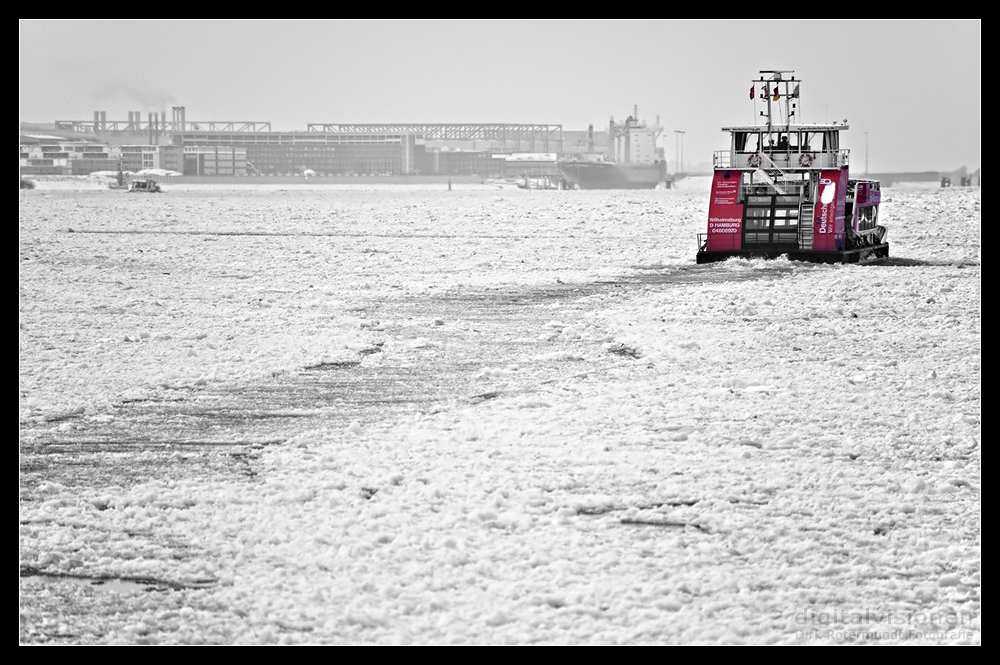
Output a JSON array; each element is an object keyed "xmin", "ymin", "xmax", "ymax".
[
  {"xmin": 558, "ymin": 108, "xmax": 669, "ymax": 189},
  {"xmin": 696, "ymin": 70, "xmax": 887, "ymax": 264},
  {"xmin": 556, "ymin": 160, "xmax": 667, "ymax": 190}
]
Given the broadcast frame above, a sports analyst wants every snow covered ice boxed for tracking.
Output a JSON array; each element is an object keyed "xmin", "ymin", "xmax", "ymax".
[{"xmin": 19, "ymin": 180, "xmax": 980, "ymax": 644}]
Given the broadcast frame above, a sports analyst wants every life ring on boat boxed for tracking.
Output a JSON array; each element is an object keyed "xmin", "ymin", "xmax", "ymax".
[
  {"xmin": 799, "ymin": 153, "xmax": 814, "ymax": 167},
  {"xmin": 748, "ymin": 154, "xmax": 762, "ymax": 168}
]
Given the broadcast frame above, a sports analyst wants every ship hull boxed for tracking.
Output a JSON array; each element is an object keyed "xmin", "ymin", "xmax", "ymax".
[
  {"xmin": 696, "ymin": 243, "xmax": 889, "ymax": 264},
  {"xmin": 557, "ymin": 161, "xmax": 667, "ymax": 190}
]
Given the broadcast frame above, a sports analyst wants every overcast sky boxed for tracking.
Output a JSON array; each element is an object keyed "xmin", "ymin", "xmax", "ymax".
[{"xmin": 19, "ymin": 20, "xmax": 980, "ymax": 173}]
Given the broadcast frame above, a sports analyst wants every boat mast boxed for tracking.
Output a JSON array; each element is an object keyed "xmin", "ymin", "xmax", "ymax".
[{"xmin": 758, "ymin": 70, "xmax": 796, "ymax": 133}]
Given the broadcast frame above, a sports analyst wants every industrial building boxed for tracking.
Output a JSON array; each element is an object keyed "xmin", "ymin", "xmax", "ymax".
[
  {"xmin": 20, "ymin": 107, "xmax": 607, "ymax": 180},
  {"xmin": 168, "ymin": 130, "xmax": 419, "ymax": 176},
  {"xmin": 159, "ymin": 145, "xmax": 249, "ymax": 176},
  {"xmin": 19, "ymin": 140, "xmax": 113, "ymax": 175},
  {"xmin": 18, "ymin": 139, "xmax": 162, "ymax": 176}
]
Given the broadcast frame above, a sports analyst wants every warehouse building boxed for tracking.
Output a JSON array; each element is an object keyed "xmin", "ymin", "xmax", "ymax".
[
  {"xmin": 120, "ymin": 145, "xmax": 160, "ymax": 172},
  {"xmin": 169, "ymin": 130, "xmax": 421, "ymax": 176},
  {"xmin": 19, "ymin": 140, "xmax": 114, "ymax": 175},
  {"xmin": 160, "ymin": 145, "xmax": 248, "ymax": 176},
  {"xmin": 22, "ymin": 110, "xmax": 569, "ymax": 179}
]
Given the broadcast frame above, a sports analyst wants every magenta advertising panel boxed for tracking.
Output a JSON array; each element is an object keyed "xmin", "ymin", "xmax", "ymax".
[
  {"xmin": 814, "ymin": 168, "xmax": 847, "ymax": 250},
  {"xmin": 707, "ymin": 171, "xmax": 743, "ymax": 250}
]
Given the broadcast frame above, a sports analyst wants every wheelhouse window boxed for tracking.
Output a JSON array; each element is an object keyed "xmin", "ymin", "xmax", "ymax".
[
  {"xmin": 857, "ymin": 205, "xmax": 879, "ymax": 231},
  {"xmin": 734, "ymin": 132, "xmax": 761, "ymax": 153},
  {"xmin": 801, "ymin": 132, "xmax": 821, "ymax": 151}
]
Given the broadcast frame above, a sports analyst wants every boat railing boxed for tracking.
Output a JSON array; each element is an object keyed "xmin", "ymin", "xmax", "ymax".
[
  {"xmin": 716, "ymin": 148, "xmax": 851, "ymax": 170},
  {"xmin": 713, "ymin": 151, "xmax": 733, "ymax": 168},
  {"xmin": 699, "ymin": 232, "xmax": 737, "ymax": 251},
  {"xmin": 740, "ymin": 180, "xmax": 807, "ymax": 198}
]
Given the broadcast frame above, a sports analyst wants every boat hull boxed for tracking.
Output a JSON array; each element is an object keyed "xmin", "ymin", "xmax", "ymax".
[
  {"xmin": 557, "ymin": 161, "xmax": 667, "ymax": 190},
  {"xmin": 696, "ymin": 243, "xmax": 889, "ymax": 264}
]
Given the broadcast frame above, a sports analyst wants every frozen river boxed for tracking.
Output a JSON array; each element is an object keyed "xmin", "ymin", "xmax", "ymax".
[{"xmin": 19, "ymin": 181, "xmax": 980, "ymax": 644}]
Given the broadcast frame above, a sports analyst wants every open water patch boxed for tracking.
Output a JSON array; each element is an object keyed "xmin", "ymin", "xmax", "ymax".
[{"xmin": 20, "ymin": 566, "xmax": 216, "ymax": 594}]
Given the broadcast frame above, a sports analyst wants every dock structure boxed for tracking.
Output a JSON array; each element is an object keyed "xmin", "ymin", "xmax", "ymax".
[
  {"xmin": 306, "ymin": 123, "xmax": 563, "ymax": 153},
  {"xmin": 55, "ymin": 107, "xmax": 271, "ymax": 135}
]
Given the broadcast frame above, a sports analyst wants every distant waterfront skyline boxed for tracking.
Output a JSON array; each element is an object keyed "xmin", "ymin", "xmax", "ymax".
[{"xmin": 19, "ymin": 20, "xmax": 981, "ymax": 173}]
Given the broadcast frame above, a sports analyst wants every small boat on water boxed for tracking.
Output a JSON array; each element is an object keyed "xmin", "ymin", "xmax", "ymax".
[
  {"xmin": 128, "ymin": 177, "xmax": 162, "ymax": 193},
  {"xmin": 697, "ymin": 70, "xmax": 887, "ymax": 264}
]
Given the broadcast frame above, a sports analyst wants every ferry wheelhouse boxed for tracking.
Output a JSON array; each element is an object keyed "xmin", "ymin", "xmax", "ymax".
[{"xmin": 697, "ymin": 70, "xmax": 888, "ymax": 264}]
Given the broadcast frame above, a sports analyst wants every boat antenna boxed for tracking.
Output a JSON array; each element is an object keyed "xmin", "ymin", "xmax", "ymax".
[{"xmin": 755, "ymin": 70, "xmax": 795, "ymax": 132}]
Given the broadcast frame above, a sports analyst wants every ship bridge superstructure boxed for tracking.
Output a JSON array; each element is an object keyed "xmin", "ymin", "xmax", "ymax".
[
  {"xmin": 608, "ymin": 106, "xmax": 661, "ymax": 164},
  {"xmin": 714, "ymin": 70, "xmax": 850, "ymax": 194},
  {"xmin": 714, "ymin": 121, "xmax": 850, "ymax": 173}
]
